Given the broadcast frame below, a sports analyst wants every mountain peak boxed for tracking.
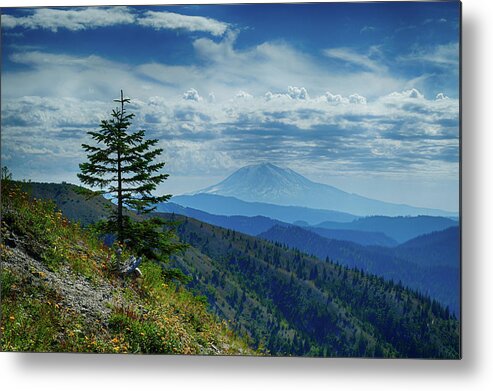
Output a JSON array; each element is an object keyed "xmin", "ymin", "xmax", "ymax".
[
  {"xmin": 247, "ymin": 162, "xmax": 277, "ymax": 168},
  {"xmin": 192, "ymin": 163, "xmax": 455, "ymax": 217},
  {"xmin": 238, "ymin": 162, "xmax": 293, "ymax": 174},
  {"xmin": 195, "ymin": 162, "xmax": 319, "ymax": 204}
]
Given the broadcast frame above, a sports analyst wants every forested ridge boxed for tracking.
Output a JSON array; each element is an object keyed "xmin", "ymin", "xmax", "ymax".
[
  {"xmin": 2, "ymin": 180, "xmax": 460, "ymax": 358},
  {"xmin": 259, "ymin": 225, "xmax": 460, "ymax": 315},
  {"xmin": 163, "ymin": 213, "xmax": 460, "ymax": 358}
]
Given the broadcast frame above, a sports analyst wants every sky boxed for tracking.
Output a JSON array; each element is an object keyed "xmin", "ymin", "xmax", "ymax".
[{"xmin": 0, "ymin": 2, "xmax": 460, "ymax": 212}]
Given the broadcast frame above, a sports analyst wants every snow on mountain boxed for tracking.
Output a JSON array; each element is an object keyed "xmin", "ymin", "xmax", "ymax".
[
  {"xmin": 191, "ymin": 163, "xmax": 456, "ymax": 217},
  {"xmin": 198, "ymin": 163, "xmax": 335, "ymax": 203}
]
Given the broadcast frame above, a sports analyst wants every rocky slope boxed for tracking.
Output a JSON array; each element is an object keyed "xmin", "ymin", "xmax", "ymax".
[{"xmin": 1, "ymin": 182, "xmax": 253, "ymax": 355}]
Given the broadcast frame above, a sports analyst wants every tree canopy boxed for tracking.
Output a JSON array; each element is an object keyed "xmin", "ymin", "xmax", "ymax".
[{"xmin": 78, "ymin": 90, "xmax": 179, "ymax": 263}]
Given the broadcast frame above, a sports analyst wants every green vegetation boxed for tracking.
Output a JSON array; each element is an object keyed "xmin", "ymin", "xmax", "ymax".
[
  {"xmin": 1, "ymin": 181, "xmax": 253, "ymax": 354},
  {"xmin": 0, "ymin": 176, "xmax": 460, "ymax": 358},
  {"xmin": 259, "ymin": 224, "xmax": 460, "ymax": 316},
  {"xmin": 2, "ymin": 179, "xmax": 100, "ymax": 276},
  {"xmin": 164, "ymin": 213, "xmax": 460, "ymax": 358},
  {"xmin": 17, "ymin": 181, "xmax": 115, "ymax": 226},
  {"xmin": 78, "ymin": 91, "xmax": 175, "ymax": 263}
]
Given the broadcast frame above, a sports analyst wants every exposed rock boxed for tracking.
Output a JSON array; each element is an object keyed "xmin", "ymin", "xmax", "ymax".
[{"xmin": 2, "ymin": 244, "xmax": 122, "ymax": 325}]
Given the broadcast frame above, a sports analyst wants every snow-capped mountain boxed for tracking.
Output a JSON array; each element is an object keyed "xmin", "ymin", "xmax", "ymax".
[
  {"xmin": 197, "ymin": 163, "xmax": 323, "ymax": 203},
  {"xmin": 190, "ymin": 163, "xmax": 455, "ymax": 217}
]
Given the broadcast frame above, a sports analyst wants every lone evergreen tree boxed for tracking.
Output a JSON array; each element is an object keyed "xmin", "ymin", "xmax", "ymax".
[{"xmin": 78, "ymin": 90, "xmax": 179, "ymax": 262}]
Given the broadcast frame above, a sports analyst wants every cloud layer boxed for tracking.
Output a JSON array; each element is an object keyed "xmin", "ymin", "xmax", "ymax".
[
  {"xmin": 1, "ymin": 83, "xmax": 459, "ymax": 182},
  {"xmin": 323, "ymin": 47, "xmax": 385, "ymax": 73},
  {"xmin": 1, "ymin": 4, "xmax": 460, "ymax": 210},
  {"xmin": 2, "ymin": 7, "xmax": 229, "ymax": 36},
  {"xmin": 2, "ymin": 44, "xmax": 459, "ymax": 182},
  {"xmin": 138, "ymin": 11, "xmax": 229, "ymax": 36},
  {"xmin": 1, "ymin": 7, "xmax": 134, "ymax": 32}
]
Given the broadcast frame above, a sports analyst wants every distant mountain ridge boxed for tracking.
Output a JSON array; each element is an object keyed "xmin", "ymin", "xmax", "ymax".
[
  {"xmin": 168, "ymin": 193, "xmax": 357, "ymax": 225},
  {"xmin": 304, "ymin": 225, "xmax": 398, "ymax": 247},
  {"xmin": 392, "ymin": 226, "xmax": 460, "ymax": 268},
  {"xmin": 167, "ymin": 194, "xmax": 458, "ymax": 244},
  {"xmin": 258, "ymin": 225, "xmax": 460, "ymax": 315},
  {"xmin": 192, "ymin": 163, "xmax": 456, "ymax": 217},
  {"xmin": 156, "ymin": 202, "xmax": 287, "ymax": 236},
  {"xmin": 316, "ymin": 215, "xmax": 458, "ymax": 243},
  {"xmin": 157, "ymin": 202, "xmax": 397, "ymax": 246}
]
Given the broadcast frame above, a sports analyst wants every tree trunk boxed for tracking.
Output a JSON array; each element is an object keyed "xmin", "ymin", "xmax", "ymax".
[
  {"xmin": 117, "ymin": 150, "xmax": 123, "ymax": 243},
  {"xmin": 117, "ymin": 89, "xmax": 124, "ymax": 245}
]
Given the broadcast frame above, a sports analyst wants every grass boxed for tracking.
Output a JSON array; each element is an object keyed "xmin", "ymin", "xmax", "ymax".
[
  {"xmin": 1, "ymin": 180, "xmax": 254, "ymax": 355},
  {"xmin": 1, "ymin": 182, "xmax": 113, "ymax": 279}
]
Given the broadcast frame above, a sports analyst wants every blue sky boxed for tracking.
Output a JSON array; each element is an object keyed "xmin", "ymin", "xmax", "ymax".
[{"xmin": 1, "ymin": 2, "xmax": 460, "ymax": 212}]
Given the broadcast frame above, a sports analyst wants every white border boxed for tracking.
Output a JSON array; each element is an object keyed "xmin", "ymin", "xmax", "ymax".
[{"xmin": 2, "ymin": 1, "xmax": 493, "ymax": 390}]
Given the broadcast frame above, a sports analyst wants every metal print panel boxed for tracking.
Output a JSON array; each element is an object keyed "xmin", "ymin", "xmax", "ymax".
[{"xmin": 0, "ymin": 1, "xmax": 461, "ymax": 358}]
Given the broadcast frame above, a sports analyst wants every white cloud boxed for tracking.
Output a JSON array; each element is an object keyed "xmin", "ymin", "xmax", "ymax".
[
  {"xmin": 10, "ymin": 51, "xmax": 113, "ymax": 69},
  {"xmin": 387, "ymin": 88, "xmax": 425, "ymax": 100},
  {"xmin": 160, "ymin": 140, "xmax": 236, "ymax": 176},
  {"xmin": 1, "ymin": 96, "xmax": 106, "ymax": 131},
  {"xmin": 2, "ymin": 7, "xmax": 229, "ymax": 36},
  {"xmin": 435, "ymin": 92, "xmax": 449, "ymax": 100},
  {"xmin": 263, "ymin": 86, "xmax": 310, "ymax": 102},
  {"xmin": 1, "ymin": 86, "xmax": 459, "ymax": 193},
  {"xmin": 323, "ymin": 91, "xmax": 349, "ymax": 104},
  {"xmin": 2, "ymin": 47, "xmax": 456, "ymax": 140},
  {"xmin": 136, "ymin": 63, "xmax": 201, "ymax": 89},
  {"xmin": 1, "ymin": 17, "xmax": 458, "ymax": 186},
  {"xmin": 317, "ymin": 91, "xmax": 367, "ymax": 105},
  {"xmin": 264, "ymin": 86, "xmax": 310, "ymax": 101},
  {"xmin": 287, "ymin": 86, "xmax": 309, "ymax": 100},
  {"xmin": 265, "ymin": 91, "xmax": 287, "ymax": 102},
  {"xmin": 189, "ymin": 34, "xmax": 403, "ymax": 99},
  {"xmin": 138, "ymin": 11, "xmax": 229, "ymax": 36},
  {"xmin": 360, "ymin": 26, "xmax": 376, "ymax": 33},
  {"xmin": 323, "ymin": 47, "xmax": 385, "ymax": 73},
  {"xmin": 235, "ymin": 90, "xmax": 253, "ymax": 100},
  {"xmin": 192, "ymin": 31, "xmax": 240, "ymax": 64},
  {"xmin": 348, "ymin": 93, "xmax": 367, "ymax": 104},
  {"xmin": 399, "ymin": 43, "xmax": 459, "ymax": 68},
  {"xmin": 182, "ymin": 88, "xmax": 202, "ymax": 102},
  {"xmin": 1, "ymin": 7, "xmax": 134, "ymax": 32},
  {"xmin": 0, "ymin": 97, "xmax": 108, "ymax": 181},
  {"xmin": 2, "ymin": 51, "xmax": 172, "ymax": 101},
  {"xmin": 8, "ymin": 32, "xmax": 399, "ymax": 107}
]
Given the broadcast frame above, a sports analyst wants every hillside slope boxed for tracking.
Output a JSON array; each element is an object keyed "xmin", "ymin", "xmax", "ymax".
[
  {"xmin": 1, "ymin": 183, "xmax": 252, "ymax": 355},
  {"xmin": 161, "ymin": 213, "xmax": 460, "ymax": 358},
  {"xmin": 3, "ymin": 181, "xmax": 460, "ymax": 358},
  {"xmin": 17, "ymin": 181, "xmax": 115, "ymax": 226},
  {"xmin": 259, "ymin": 225, "xmax": 459, "ymax": 315},
  {"xmin": 394, "ymin": 226, "xmax": 460, "ymax": 268}
]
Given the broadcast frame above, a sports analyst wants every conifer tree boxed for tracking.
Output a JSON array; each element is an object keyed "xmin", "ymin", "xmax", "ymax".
[{"xmin": 78, "ymin": 91, "xmax": 176, "ymax": 261}]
